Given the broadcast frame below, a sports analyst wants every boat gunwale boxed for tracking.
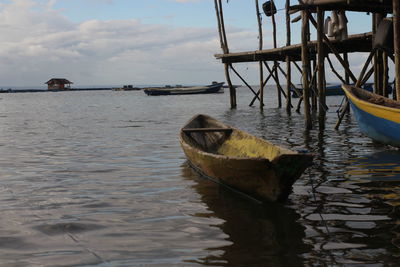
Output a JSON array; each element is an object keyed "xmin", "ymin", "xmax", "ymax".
[
  {"xmin": 342, "ymin": 84, "xmax": 400, "ymax": 113},
  {"xmin": 179, "ymin": 114, "xmax": 300, "ymax": 163}
]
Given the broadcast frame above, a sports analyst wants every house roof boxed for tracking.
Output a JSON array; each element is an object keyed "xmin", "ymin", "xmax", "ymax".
[{"xmin": 45, "ymin": 78, "xmax": 73, "ymax": 84}]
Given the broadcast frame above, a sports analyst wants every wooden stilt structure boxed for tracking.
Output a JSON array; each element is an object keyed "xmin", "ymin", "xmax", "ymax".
[{"xmin": 212, "ymin": 0, "xmax": 397, "ymax": 130}]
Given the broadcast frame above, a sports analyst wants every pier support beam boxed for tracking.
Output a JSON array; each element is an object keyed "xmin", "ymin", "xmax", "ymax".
[
  {"xmin": 215, "ymin": 0, "xmax": 236, "ymax": 108},
  {"xmin": 285, "ymin": 0, "xmax": 292, "ymax": 112},
  {"xmin": 393, "ymin": 0, "xmax": 400, "ymax": 100},
  {"xmin": 301, "ymin": 10, "xmax": 312, "ymax": 130},
  {"xmin": 256, "ymin": 0, "xmax": 264, "ymax": 108},
  {"xmin": 317, "ymin": 7, "xmax": 326, "ymax": 127}
]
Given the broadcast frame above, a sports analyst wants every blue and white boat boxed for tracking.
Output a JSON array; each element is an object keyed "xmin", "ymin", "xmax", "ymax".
[{"xmin": 342, "ymin": 84, "xmax": 400, "ymax": 148}]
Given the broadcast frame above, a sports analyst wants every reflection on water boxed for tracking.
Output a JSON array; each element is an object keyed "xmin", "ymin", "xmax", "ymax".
[
  {"xmin": 348, "ymin": 151, "xmax": 400, "ymax": 181},
  {"xmin": 0, "ymin": 88, "xmax": 399, "ymax": 266},
  {"xmin": 181, "ymin": 162, "xmax": 311, "ymax": 267}
]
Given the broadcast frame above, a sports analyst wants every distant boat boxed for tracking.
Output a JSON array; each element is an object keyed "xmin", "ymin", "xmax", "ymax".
[
  {"xmin": 342, "ymin": 84, "xmax": 400, "ymax": 147},
  {"xmin": 144, "ymin": 82, "xmax": 224, "ymax": 96},
  {"xmin": 113, "ymin": 85, "xmax": 141, "ymax": 91},
  {"xmin": 179, "ymin": 114, "xmax": 313, "ymax": 202},
  {"xmin": 291, "ymin": 83, "xmax": 375, "ymax": 98}
]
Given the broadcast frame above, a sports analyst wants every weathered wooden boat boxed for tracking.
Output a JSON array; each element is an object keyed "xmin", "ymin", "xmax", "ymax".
[
  {"xmin": 144, "ymin": 82, "xmax": 224, "ymax": 96},
  {"xmin": 179, "ymin": 114, "xmax": 314, "ymax": 202},
  {"xmin": 342, "ymin": 84, "xmax": 400, "ymax": 147}
]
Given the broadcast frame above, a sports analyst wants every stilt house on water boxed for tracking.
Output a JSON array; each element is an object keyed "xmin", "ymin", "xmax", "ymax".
[
  {"xmin": 45, "ymin": 78, "xmax": 73, "ymax": 90},
  {"xmin": 213, "ymin": 0, "xmax": 399, "ymax": 130}
]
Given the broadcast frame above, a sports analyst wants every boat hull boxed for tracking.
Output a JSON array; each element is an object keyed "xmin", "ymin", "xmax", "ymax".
[
  {"xmin": 144, "ymin": 82, "xmax": 224, "ymax": 96},
  {"xmin": 291, "ymin": 83, "xmax": 374, "ymax": 98},
  {"xmin": 179, "ymin": 115, "xmax": 313, "ymax": 202},
  {"xmin": 342, "ymin": 84, "xmax": 400, "ymax": 147}
]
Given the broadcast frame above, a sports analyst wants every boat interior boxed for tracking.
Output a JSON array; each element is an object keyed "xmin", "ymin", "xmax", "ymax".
[
  {"xmin": 348, "ymin": 85, "xmax": 400, "ymax": 108},
  {"xmin": 181, "ymin": 115, "xmax": 294, "ymax": 161},
  {"xmin": 182, "ymin": 115, "xmax": 232, "ymax": 153}
]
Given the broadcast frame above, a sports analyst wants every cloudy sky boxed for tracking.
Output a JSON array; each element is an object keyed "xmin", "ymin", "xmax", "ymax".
[{"xmin": 0, "ymin": 0, "xmax": 375, "ymax": 87}]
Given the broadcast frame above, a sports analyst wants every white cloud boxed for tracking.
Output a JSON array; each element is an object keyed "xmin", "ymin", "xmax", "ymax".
[{"xmin": 0, "ymin": 0, "xmax": 258, "ymax": 87}]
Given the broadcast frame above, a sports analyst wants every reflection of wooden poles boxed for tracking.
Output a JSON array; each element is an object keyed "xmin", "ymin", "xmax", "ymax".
[
  {"xmin": 255, "ymin": 0, "xmax": 264, "ymax": 108},
  {"xmin": 285, "ymin": 0, "xmax": 292, "ymax": 112},
  {"xmin": 393, "ymin": 0, "xmax": 400, "ymax": 100},
  {"xmin": 301, "ymin": 10, "xmax": 312, "ymax": 129},
  {"xmin": 214, "ymin": 0, "xmax": 236, "ymax": 108}
]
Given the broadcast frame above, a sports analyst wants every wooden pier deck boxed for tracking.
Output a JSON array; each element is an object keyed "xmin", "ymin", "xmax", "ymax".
[{"xmin": 215, "ymin": 33, "xmax": 372, "ymax": 63}]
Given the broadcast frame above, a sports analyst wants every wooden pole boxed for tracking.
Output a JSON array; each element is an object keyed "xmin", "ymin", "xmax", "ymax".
[
  {"xmin": 312, "ymin": 59, "xmax": 318, "ymax": 111},
  {"xmin": 317, "ymin": 7, "xmax": 326, "ymax": 126},
  {"xmin": 374, "ymin": 14, "xmax": 385, "ymax": 95},
  {"xmin": 285, "ymin": 0, "xmax": 292, "ymax": 112},
  {"xmin": 373, "ymin": 13, "xmax": 378, "ymax": 94},
  {"xmin": 326, "ymin": 55, "xmax": 347, "ymax": 84},
  {"xmin": 215, "ymin": 0, "xmax": 236, "ymax": 108},
  {"xmin": 250, "ymin": 66, "xmax": 276, "ymax": 106},
  {"xmin": 214, "ymin": 0, "xmax": 225, "ymax": 52},
  {"xmin": 393, "ymin": 0, "xmax": 400, "ymax": 100},
  {"xmin": 342, "ymin": 52, "xmax": 350, "ymax": 115},
  {"xmin": 335, "ymin": 50, "xmax": 375, "ymax": 129},
  {"xmin": 277, "ymin": 65, "xmax": 302, "ymax": 97},
  {"xmin": 271, "ymin": 1, "xmax": 281, "ymax": 108},
  {"xmin": 218, "ymin": 0, "xmax": 229, "ymax": 54},
  {"xmin": 301, "ymin": 10, "xmax": 312, "ymax": 129},
  {"xmin": 383, "ymin": 52, "xmax": 389, "ymax": 97},
  {"xmin": 255, "ymin": 0, "xmax": 264, "ymax": 108},
  {"xmin": 307, "ymin": 14, "xmax": 357, "ymax": 83},
  {"xmin": 230, "ymin": 65, "xmax": 260, "ymax": 102},
  {"xmin": 344, "ymin": 53, "xmax": 350, "ymax": 84},
  {"xmin": 263, "ymin": 62, "xmax": 291, "ymax": 104}
]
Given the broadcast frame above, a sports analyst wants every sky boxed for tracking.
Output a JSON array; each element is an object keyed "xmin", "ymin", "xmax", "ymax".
[{"xmin": 0, "ymin": 0, "xmax": 379, "ymax": 87}]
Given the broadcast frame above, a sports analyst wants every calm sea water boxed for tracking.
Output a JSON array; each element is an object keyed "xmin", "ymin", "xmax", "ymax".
[{"xmin": 0, "ymin": 87, "xmax": 399, "ymax": 266}]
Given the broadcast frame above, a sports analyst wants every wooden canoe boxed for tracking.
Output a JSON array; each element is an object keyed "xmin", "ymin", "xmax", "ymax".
[
  {"xmin": 342, "ymin": 84, "xmax": 400, "ymax": 147},
  {"xmin": 179, "ymin": 114, "xmax": 313, "ymax": 202},
  {"xmin": 144, "ymin": 82, "xmax": 224, "ymax": 96}
]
